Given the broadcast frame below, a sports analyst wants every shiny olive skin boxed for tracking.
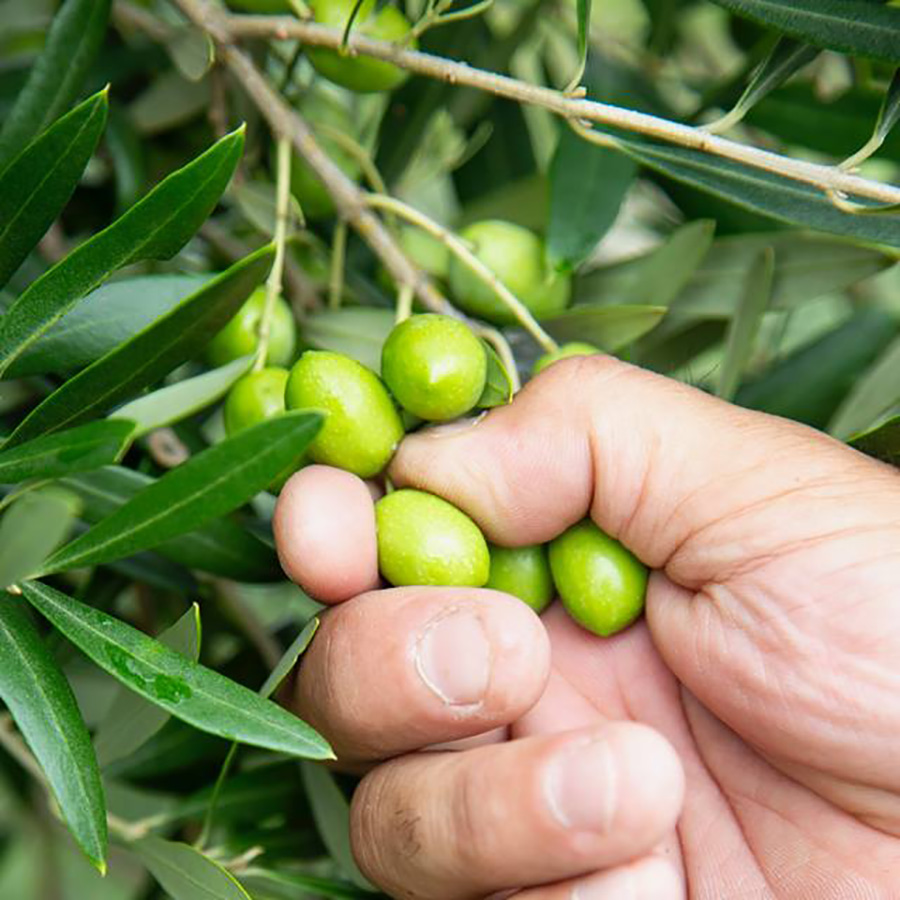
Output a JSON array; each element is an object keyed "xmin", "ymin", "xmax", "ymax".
[
  {"xmin": 533, "ymin": 342, "xmax": 600, "ymax": 376},
  {"xmin": 376, "ymin": 489, "xmax": 490, "ymax": 587},
  {"xmin": 285, "ymin": 350, "xmax": 404, "ymax": 477},
  {"xmin": 381, "ymin": 314, "xmax": 487, "ymax": 422},
  {"xmin": 205, "ymin": 288, "xmax": 296, "ymax": 368},
  {"xmin": 549, "ymin": 520, "xmax": 648, "ymax": 637},
  {"xmin": 485, "ymin": 544, "xmax": 554, "ymax": 613},
  {"xmin": 448, "ymin": 220, "xmax": 572, "ymax": 325},
  {"xmin": 306, "ymin": 0, "xmax": 415, "ymax": 93},
  {"xmin": 284, "ymin": 91, "xmax": 361, "ymax": 220}
]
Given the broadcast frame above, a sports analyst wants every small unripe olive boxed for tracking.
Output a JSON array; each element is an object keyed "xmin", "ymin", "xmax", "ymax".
[
  {"xmin": 205, "ymin": 288, "xmax": 296, "ymax": 368},
  {"xmin": 223, "ymin": 368, "xmax": 289, "ymax": 436},
  {"xmin": 307, "ymin": 0, "xmax": 415, "ymax": 93},
  {"xmin": 224, "ymin": 367, "xmax": 298, "ymax": 490},
  {"xmin": 376, "ymin": 489, "xmax": 490, "ymax": 587},
  {"xmin": 549, "ymin": 520, "xmax": 647, "ymax": 637},
  {"xmin": 448, "ymin": 220, "xmax": 572, "ymax": 325},
  {"xmin": 285, "ymin": 350, "xmax": 404, "ymax": 477},
  {"xmin": 533, "ymin": 342, "xmax": 600, "ymax": 376},
  {"xmin": 381, "ymin": 314, "xmax": 487, "ymax": 421},
  {"xmin": 485, "ymin": 544, "xmax": 554, "ymax": 613}
]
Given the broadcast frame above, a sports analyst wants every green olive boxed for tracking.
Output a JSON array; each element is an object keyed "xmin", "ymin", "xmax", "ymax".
[
  {"xmin": 223, "ymin": 367, "xmax": 289, "ymax": 436},
  {"xmin": 532, "ymin": 342, "xmax": 600, "ymax": 376},
  {"xmin": 549, "ymin": 520, "xmax": 648, "ymax": 637},
  {"xmin": 205, "ymin": 288, "xmax": 296, "ymax": 368},
  {"xmin": 283, "ymin": 90, "xmax": 362, "ymax": 220},
  {"xmin": 224, "ymin": 367, "xmax": 299, "ymax": 490},
  {"xmin": 485, "ymin": 544, "xmax": 554, "ymax": 613},
  {"xmin": 448, "ymin": 220, "xmax": 572, "ymax": 325},
  {"xmin": 306, "ymin": 0, "xmax": 415, "ymax": 93},
  {"xmin": 285, "ymin": 350, "xmax": 404, "ymax": 477},
  {"xmin": 381, "ymin": 314, "xmax": 487, "ymax": 421},
  {"xmin": 376, "ymin": 489, "xmax": 490, "ymax": 587}
]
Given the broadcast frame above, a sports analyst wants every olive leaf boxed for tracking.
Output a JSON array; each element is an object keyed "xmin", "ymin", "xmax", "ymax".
[
  {"xmin": 0, "ymin": 129, "xmax": 245, "ymax": 377},
  {"xmin": 0, "ymin": 598, "xmax": 107, "ymax": 872},
  {"xmin": 0, "ymin": 89, "xmax": 109, "ymax": 290}
]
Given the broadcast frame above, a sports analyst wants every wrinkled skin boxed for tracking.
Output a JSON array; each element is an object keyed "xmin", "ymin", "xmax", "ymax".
[{"xmin": 274, "ymin": 356, "xmax": 900, "ymax": 899}]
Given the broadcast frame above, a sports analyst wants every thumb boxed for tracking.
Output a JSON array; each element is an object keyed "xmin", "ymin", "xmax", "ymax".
[{"xmin": 389, "ymin": 355, "xmax": 884, "ymax": 585}]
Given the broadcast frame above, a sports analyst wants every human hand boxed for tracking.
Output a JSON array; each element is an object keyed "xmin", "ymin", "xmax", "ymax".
[{"xmin": 273, "ymin": 356, "xmax": 900, "ymax": 899}]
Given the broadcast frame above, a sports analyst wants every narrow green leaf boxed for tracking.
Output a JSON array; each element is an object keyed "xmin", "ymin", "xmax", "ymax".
[
  {"xmin": 710, "ymin": 0, "xmax": 900, "ymax": 64},
  {"xmin": 111, "ymin": 356, "xmax": 253, "ymax": 439},
  {"xmin": 7, "ymin": 275, "xmax": 209, "ymax": 379},
  {"xmin": 542, "ymin": 305, "xmax": 667, "ymax": 351},
  {"xmin": 131, "ymin": 836, "xmax": 251, "ymax": 900},
  {"xmin": 259, "ymin": 618, "xmax": 319, "ymax": 700},
  {"xmin": 94, "ymin": 605, "xmax": 202, "ymax": 767},
  {"xmin": 165, "ymin": 27, "xmax": 215, "ymax": 83},
  {"xmin": 547, "ymin": 126, "xmax": 636, "ymax": 272},
  {"xmin": 0, "ymin": 420, "xmax": 133, "ymax": 485},
  {"xmin": 0, "ymin": 0, "xmax": 111, "ymax": 170},
  {"xmin": 301, "ymin": 762, "xmax": 373, "ymax": 890},
  {"xmin": 477, "ymin": 340, "xmax": 513, "ymax": 409},
  {"xmin": 41, "ymin": 411, "xmax": 323, "ymax": 574},
  {"xmin": 874, "ymin": 68, "xmax": 900, "ymax": 145},
  {"xmin": 0, "ymin": 489, "xmax": 80, "ymax": 589},
  {"xmin": 828, "ymin": 333, "xmax": 900, "ymax": 439},
  {"xmin": 736, "ymin": 308, "xmax": 897, "ymax": 428},
  {"xmin": 61, "ymin": 467, "xmax": 280, "ymax": 583},
  {"xmin": 21, "ymin": 581, "xmax": 333, "ymax": 760},
  {"xmin": 707, "ymin": 38, "xmax": 819, "ymax": 133},
  {"xmin": 0, "ymin": 598, "xmax": 107, "ymax": 871},
  {"xmin": 619, "ymin": 220, "xmax": 716, "ymax": 309},
  {"xmin": 0, "ymin": 129, "xmax": 245, "ymax": 377},
  {"xmin": 567, "ymin": 0, "xmax": 593, "ymax": 89},
  {"xmin": 5, "ymin": 248, "xmax": 272, "ymax": 447},
  {"xmin": 242, "ymin": 867, "xmax": 373, "ymax": 900},
  {"xmin": 841, "ymin": 68, "xmax": 900, "ymax": 170},
  {"xmin": 850, "ymin": 414, "xmax": 900, "ymax": 465},
  {"xmin": 611, "ymin": 133, "xmax": 900, "ymax": 248},
  {"xmin": 0, "ymin": 90, "xmax": 108, "ymax": 290},
  {"xmin": 717, "ymin": 247, "xmax": 774, "ymax": 400},
  {"xmin": 303, "ymin": 307, "xmax": 395, "ymax": 372}
]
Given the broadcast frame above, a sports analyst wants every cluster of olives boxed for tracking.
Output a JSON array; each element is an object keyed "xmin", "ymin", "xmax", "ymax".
[{"xmin": 207, "ymin": 283, "xmax": 644, "ymax": 637}]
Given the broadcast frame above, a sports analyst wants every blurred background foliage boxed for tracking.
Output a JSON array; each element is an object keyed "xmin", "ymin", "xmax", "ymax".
[{"xmin": 1, "ymin": 0, "xmax": 899, "ymax": 897}]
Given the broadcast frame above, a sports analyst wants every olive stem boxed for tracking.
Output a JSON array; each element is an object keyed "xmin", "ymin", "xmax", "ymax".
[
  {"xmin": 328, "ymin": 219, "xmax": 348, "ymax": 310},
  {"xmin": 256, "ymin": 136, "xmax": 295, "ymax": 373},
  {"xmin": 395, "ymin": 282, "xmax": 414, "ymax": 323},
  {"xmin": 221, "ymin": 13, "xmax": 900, "ymax": 208},
  {"xmin": 365, "ymin": 193, "xmax": 559, "ymax": 353},
  {"xmin": 171, "ymin": 0, "xmax": 457, "ymax": 320}
]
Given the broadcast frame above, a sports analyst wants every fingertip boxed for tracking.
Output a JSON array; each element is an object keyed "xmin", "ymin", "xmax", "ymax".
[{"xmin": 273, "ymin": 465, "xmax": 379, "ymax": 604}]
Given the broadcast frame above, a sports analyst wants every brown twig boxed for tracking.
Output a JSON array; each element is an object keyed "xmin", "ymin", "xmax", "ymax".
[
  {"xmin": 173, "ymin": 0, "xmax": 456, "ymax": 316},
  {"xmin": 223, "ymin": 13, "xmax": 900, "ymax": 207}
]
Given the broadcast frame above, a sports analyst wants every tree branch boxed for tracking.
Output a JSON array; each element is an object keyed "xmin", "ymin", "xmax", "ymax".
[
  {"xmin": 172, "ymin": 0, "xmax": 455, "ymax": 317},
  {"xmin": 225, "ymin": 13, "xmax": 900, "ymax": 208}
]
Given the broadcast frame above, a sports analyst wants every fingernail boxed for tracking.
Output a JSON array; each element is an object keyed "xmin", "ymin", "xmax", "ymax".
[
  {"xmin": 544, "ymin": 736, "xmax": 617, "ymax": 832},
  {"xmin": 420, "ymin": 411, "xmax": 487, "ymax": 439},
  {"xmin": 414, "ymin": 608, "xmax": 490, "ymax": 706}
]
